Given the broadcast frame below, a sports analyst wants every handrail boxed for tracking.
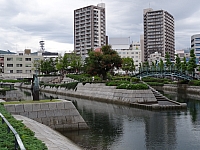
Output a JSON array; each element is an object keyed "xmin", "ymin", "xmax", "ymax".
[{"xmin": 0, "ymin": 113, "xmax": 26, "ymax": 150}]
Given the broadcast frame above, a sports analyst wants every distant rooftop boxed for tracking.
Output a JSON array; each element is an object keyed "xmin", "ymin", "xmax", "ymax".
[{"xmin": 0, "ymin": 50, "xmax": 16, "ymax": 55}]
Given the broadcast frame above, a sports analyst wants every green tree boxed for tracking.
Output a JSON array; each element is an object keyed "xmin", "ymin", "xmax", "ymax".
[
  {"xmin": 165, "ymin": 52, "xmax": 172, "ymax": 69},
  {"xmin": 175, "ymin": 54, "xmax": 181, "ymax": 71},
  {"xmin": 121, "ymin": 58, "xmax": 135, "ymax": 75},
  {"xmin": 158, "ymin": 59, "xmax": 164, "ymax": 72},
  {"xmin": 181, "ymin": 57, "xmax": 187, "ymax": 73},
  {"xmin": 40, "ymin": 58, "xmax": 56, "ymax": 74},
  {"xmin": 187, "ymin": 49, "xmax": 197, "ymax": 77},
  {"xmin": 55, "ymin": 55, "xmax": 64, "ymax": 74},
  {"xmin": 86, "ymin": 45, "xmax": 122, "ymax": 80}
]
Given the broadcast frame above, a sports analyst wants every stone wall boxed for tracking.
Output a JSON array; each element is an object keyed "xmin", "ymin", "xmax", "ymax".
[
  {"xmin": 4, "ymin": 100, "xmax": 88, "ymax": 131},
  {"xmin": 40, "ymin": 83, "xmax": 157, "ymax": 105}
]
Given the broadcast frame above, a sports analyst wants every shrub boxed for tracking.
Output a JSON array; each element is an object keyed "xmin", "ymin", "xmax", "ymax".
[
  {"xmin": 116, "ymin": 83, "xmax": 149, "ymax": 90},
  {"xmin": 145, "ymin": 82, "xmax": 164, "ymax": 86},
  {"xmin": 189, "ymin": 80, "xmax": 200, "ymax": 86},
  {"xmin": 106, "ymin": 80, "xmax": 130, "ymax": 86}
]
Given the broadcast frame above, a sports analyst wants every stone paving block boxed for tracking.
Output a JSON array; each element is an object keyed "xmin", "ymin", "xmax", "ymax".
[
  {"xmin": 28, "ymin": 111, "xmax": 38, "ymax": 119},
  {"xmin": 40, "ymin": 103, "xmax": 49, "ymax": 110},
  {"xmin": 37, "ymin": 110, "xmax": 46, "ymax": 118},
  {"xmin": 53, "ymin": 109, "xmax": 63, "ymax": 116},
  {"xmin": 48, "ymin": 103, "xmax": 57, "ymax": 110},
  {"xmin": 69, "ymin": 109, "xmax": 79, "ymax": 116},
  {"xmin": 4, "ymin": 105, "xmax": 16, "ymax": 113},
  {"xmin": 41, "ymin": 117, "xmax": 51, "ymax": 125},
  {"xmin": 45, "ymin": 110, "xmax": 55, "ymax": 117},
  {"xmin": 15, "ymin": 104, "xmax": 25, "ymax": 113},
  {"xmin": 24, "ymin": 104, "xmax": 33, "ymax": 112},
  {"xmin": 56, "ymin": 102, "xmax": 65, "ymax": 110},
  {"xmin": 57, "ymin": 116, "xmax": 67, "ymax": 124},
  {"xmin": 64, "ymin": 102, "xmax": 75, "ymax": 109},
  {"xmin": 19, "ymin": 111, "xmax": 29, "ymax": 117},
  {"xmin": 32, "ymin": 103, "xmax": 41, "ymax": 111}
]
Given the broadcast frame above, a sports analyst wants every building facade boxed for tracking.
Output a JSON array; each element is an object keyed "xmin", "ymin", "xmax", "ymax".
[
  {"xmin": 74, "ymin": 3, "xmax": 106, "ymax": 57},
  {"xmin": 191, "ymin": 34, "xmax": 200, "ymax": 64},
  {"xmin": 109, "ymin": 37, "xmax": 142, "ymax": 72},
  {"xmin": 143, "ymin": 8, "xmax": 175, "ymax": 61}
]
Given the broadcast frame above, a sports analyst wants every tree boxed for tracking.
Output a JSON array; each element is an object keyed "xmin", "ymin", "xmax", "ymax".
[
  {"xmin": 187, "ymin": 49, "xmax": 197, "ymax": 77},
  {"xmin": 86, "ymin": 45, "xmax": 122, "ymax": 80},
  {"xmin": 121, "ymin": 58, "xmax": 135, "ymax": 75},
  {"xmin": 181, "ymin": 57, "xmax": 187, "ymax": 74},
  {"xmin": 40, "ymin": 58, "xmax": 56, "ymax": 74},
  {"xmin": 175, "ymin": 54, "xmax": 181, "ymax": 71},
  {"xmin": 158, "ymin": 59, "xmax": 164, "ymax": 72},
  {"xmin": 165, "ymin": 52, "xmax": 172, "ymax": 69}
]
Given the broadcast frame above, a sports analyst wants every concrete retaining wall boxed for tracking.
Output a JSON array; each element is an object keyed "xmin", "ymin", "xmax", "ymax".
[{"xmin": 4, "ymin": 100, "xmax": 88, "ymax": 131}]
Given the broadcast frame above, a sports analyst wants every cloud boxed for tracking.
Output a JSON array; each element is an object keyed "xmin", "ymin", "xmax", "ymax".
[{"xmin": 0, "ymin": 0, "xmax": 200, "ymax": 54}]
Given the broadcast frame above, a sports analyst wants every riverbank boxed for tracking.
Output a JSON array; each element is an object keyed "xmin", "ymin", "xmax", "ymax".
[{"xmin": 14, "ymin": 82, "xmax": 186, "ymax": 110}]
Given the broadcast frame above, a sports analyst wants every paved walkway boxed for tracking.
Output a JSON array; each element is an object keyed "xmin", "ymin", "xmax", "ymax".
[{"xmin": 14, "ymin": 115, "xmax": 82, "ymax": 150}]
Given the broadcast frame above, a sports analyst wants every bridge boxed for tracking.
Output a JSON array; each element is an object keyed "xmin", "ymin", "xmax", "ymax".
[{"xmin": 132, "ymin": 68, "xmax": 196, "ymax": 81}]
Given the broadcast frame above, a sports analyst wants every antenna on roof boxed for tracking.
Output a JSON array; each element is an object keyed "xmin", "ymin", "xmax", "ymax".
[{"xmin": 149, "ymin": 2, "xmax": 151, "ymax": 8}]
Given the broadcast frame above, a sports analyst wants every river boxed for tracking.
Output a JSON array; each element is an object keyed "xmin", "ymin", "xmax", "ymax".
[{"xmin": 15, "ymin": 87, "xmax": 200, "ymax": 150}]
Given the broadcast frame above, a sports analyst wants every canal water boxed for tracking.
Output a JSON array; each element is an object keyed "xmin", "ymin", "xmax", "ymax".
[{"xmin": 14, "ymin": 88, "xmax": 200, "ymax": 150}]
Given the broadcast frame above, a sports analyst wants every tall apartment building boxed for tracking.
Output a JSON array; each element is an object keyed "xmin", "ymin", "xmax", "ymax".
[
  {"xmin": 74, "ymin": 3, "xmax": 106, "ymax": 57},
  {"xmin": 143, "ymin": 8, "xmax": 175, "ymax": 61},
  {"xmin": 191, "ymin": 34, "xmax": 200, "ymax": 64}
]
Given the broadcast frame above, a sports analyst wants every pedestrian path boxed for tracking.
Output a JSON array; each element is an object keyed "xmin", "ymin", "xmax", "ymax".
[{"xmin": 14, "ymin": 115, "xmax": 82, "ymax": 150}]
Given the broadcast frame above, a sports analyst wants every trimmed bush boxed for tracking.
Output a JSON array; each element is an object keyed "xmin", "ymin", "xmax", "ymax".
[
  {"xmin": 116, "ymin": 83, "xmax": 149, "ymax": 90},
  {"xmin": 189, "ymin": 80, "xmax": 200, "ymax": 86},
  {"xmin": 145, "ymin": 82, "xmax": 164, "ymax": 86},
  {"xmin": 106, "ymin": 80, "xmax": 130, "ymax": 86}
]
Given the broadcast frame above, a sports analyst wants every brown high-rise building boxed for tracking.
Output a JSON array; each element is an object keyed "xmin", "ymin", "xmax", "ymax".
[
  {"xmin": 74, "ymin": 3, "xmax": 106, "ymax": 57},
  {"xmin": 143, "ymin": 8, "xmax": 175, "ymax": 61}
]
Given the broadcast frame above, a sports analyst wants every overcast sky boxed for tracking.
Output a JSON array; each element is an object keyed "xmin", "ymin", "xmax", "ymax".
[{"xmin": 0, "ymin": 0, "xmax": 200, "ymax": 54}]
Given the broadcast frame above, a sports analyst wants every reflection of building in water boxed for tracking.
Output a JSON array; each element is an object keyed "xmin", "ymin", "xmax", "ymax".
[{"xmin": 144, "ymin": 112, "xmax": 177, "ymax": 150}]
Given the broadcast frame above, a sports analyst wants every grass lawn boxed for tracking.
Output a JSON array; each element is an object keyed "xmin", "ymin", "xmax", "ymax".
[{"xmin": 3, "ymin": 99, "xmax": 61, "ymax": 105}]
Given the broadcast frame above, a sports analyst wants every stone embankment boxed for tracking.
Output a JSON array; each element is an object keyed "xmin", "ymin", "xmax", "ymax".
[
  {"xmin": 15, "ymin": 82, "xmax": 186, "ymax": 110},
  {"xmin": 4, "ymin": 99, "xmax": 88, "ymax": 131}
]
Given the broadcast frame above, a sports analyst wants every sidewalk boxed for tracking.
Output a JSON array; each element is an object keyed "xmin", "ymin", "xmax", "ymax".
[{"xmin": 14, "ymin": 115, "xmax": 82, "ymax": 150}]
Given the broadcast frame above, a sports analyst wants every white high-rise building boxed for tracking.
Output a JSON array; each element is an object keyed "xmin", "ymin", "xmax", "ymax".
[
  {"xmin": 74, "ymin": 3, "xmax": 106, "ymax": 57},
  {"xmin": 143, "ymin": 8, "xmax": 175, "ymax": 61},
  {"xmin": 191, "ymin": 34, "xmax": 200, "ymax": 64}
]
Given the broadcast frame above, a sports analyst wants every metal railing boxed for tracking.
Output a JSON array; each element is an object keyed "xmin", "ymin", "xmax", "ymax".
[{"xmin": 0, "ymin": 113, "xmax": 26, "ymax": 150}]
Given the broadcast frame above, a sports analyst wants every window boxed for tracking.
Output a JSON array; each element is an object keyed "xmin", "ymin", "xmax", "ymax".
[
  {"xmin": 195, "ymin": 38, "xmax": 200, "ymax": 41},
  {"xmin": 196, "ymin": 43, "xmax": 200, "ymax": 46},
  {"xmin": 9, "ymin": 70, "xmax": 13, "ymax": 73},
  {"xmin": 136, "ymin": 52, "xmax": 138, "ymax": 54},
  {"xmin": 196, "ymin": 48, "xmax": 200, "ymax": 51},
  {"xmin": 16, "ymin": 70, "xmax": 23, "ymax": 73},
  {"xmin": 16, "ymin": 58, "xmax": 22, "ymax": 61},
  {"xmin": 16, "ymin": 64, "xmax": 23, "ymax": 67},
  {"xmin": 7, "ymin": 64, "xmax": 13, "ymax": 67},
  {"xmin": 7, "ymin": 58, "xmax": 13, "ymax": 61},
  {"xmin": 25, "ymin": 64, "xmax": 32, "ymax": 67},
  {"xmin": 26, "ymin": 70, "xmax": 31, "ymax": 73},
  {"xmin": 25, "ymin": 58, "xmax": 31, "ymax": 61}
]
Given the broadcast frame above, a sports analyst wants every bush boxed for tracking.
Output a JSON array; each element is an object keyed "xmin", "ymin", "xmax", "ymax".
[
  {"xmin": 145, "ymin": 82, "xmax": 164, "ymax": 86},
  {"xmin": 116, "ymin": 83, "xmax": 149, "ymax": 90},
  {"xmin": 106, "ymin": 80, "xmax": 130, "ymax": 86},
  {"xmin": 142, "ymin": 77, "xmax": 170, "ymax": 83},
  {"xmin": 189, "ymin": 80, "xmax": 200, "ymax": 86}
]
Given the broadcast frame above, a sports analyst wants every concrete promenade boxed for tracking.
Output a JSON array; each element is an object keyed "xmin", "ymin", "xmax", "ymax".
[{"xmin": 14, "ymin": 115, "xmax": 82, "ymax": 150}]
